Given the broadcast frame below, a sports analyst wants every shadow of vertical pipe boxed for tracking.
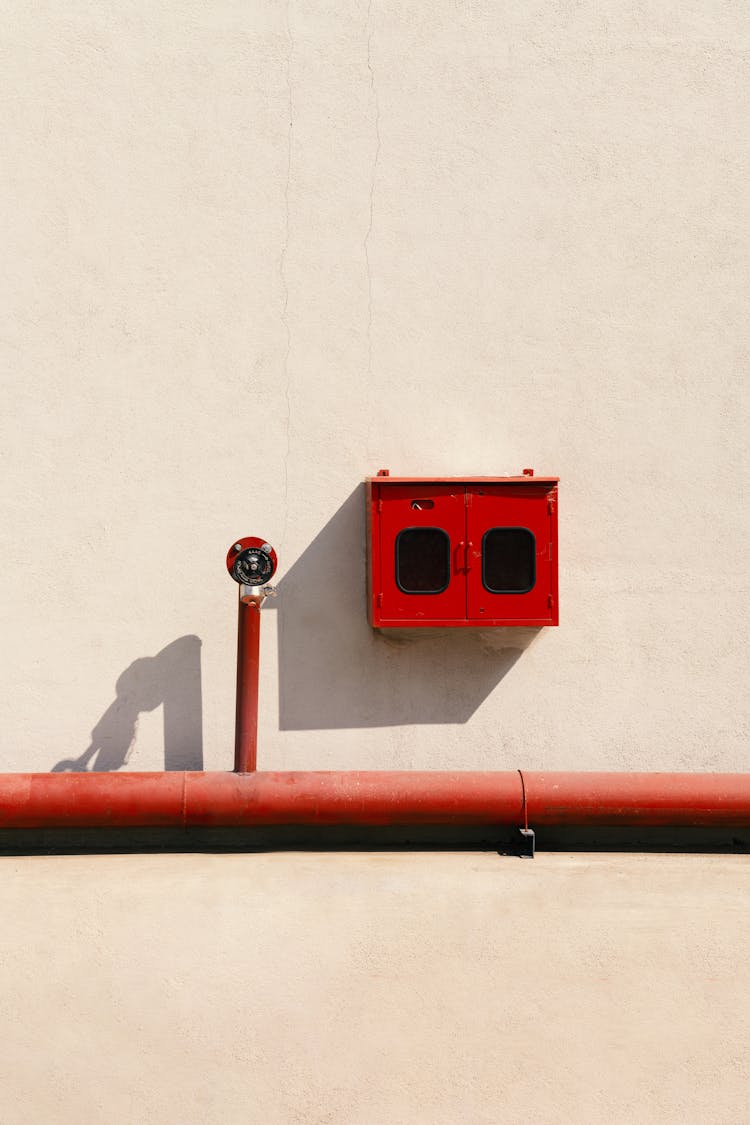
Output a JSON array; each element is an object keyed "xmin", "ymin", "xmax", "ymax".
[
  {"xmin": 51, "ymin": 635, "xmax": 203, "ymax": 772},
  {"xmin": 161, "ymin": 636, "xmax": 203, "ymax": 771}
]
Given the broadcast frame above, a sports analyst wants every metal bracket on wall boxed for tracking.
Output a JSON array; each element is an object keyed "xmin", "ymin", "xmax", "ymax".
[
  {"xmin": 518, "ymin": 826, "xmax": 536, "ymax": 858},
  {"xmin": 496, "ymin": 825, "xmax": 536, "ymax": 859}
]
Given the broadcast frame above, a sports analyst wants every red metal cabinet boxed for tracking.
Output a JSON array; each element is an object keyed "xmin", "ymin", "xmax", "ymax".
[{"xmin": 366, "ymin": 473, "xmax": 558, "ymax": 628}]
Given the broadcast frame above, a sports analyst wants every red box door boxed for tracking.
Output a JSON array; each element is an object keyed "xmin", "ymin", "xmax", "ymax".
[
  {"xmin": 377, "ymin": 484, "xmax": 467, "ymax": 622},
  {"xmin": 466, "ymin": 485, "xmax": 555, "ymax": 624}
]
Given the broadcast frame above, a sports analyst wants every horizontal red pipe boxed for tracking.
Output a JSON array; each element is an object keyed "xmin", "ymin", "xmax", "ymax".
[
  {"xmin": 523, "ymin": 772, "xmax": 750, "ymax": 827},
  {"xmin": 0, "ymin": 772, "xmax": 522, "ymax": 829},
  {"xmin": 1, "ymin": 771, "xmax": 750, "ymax": 830}
]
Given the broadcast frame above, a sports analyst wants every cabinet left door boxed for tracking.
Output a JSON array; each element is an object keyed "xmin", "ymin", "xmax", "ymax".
[{"xmin": 375, "ymin": 484, "xmax": 467, "ymax": 625}]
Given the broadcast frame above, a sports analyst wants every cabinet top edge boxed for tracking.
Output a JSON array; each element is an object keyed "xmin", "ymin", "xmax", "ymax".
[{"xmin": 366, "ymin": 476, "xmax": 560, "ymax": 485}]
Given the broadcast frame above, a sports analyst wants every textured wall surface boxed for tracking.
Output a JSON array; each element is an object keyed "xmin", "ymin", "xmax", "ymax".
[
  {"xmin": 2, "ymin": 0, "xmax": 748, "ymax": 773},
  {"xmin": 2, "ymin": 852, "xmax": 750, "ymax": 1125},
  {"xmin": 1, "ymin": 1, "xmax": 749, "ymax": 1120}
]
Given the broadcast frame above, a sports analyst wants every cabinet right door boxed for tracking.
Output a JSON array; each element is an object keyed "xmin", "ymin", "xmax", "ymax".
[{"xmin": 466, "ymin": 485, "xmax": 556, "ymax": 625}]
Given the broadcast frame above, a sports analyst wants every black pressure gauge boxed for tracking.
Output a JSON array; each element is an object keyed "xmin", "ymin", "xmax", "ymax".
[
  {"xmin": 232, "ymin": 546, "xmax": 274, "ymax": 585},
  {"xmin": 226, "ymin": 538, "xmax": 278, "ymax": 586}
]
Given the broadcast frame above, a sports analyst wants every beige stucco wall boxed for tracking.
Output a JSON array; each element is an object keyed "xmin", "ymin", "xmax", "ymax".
[
  {"xmin": 3, "ymin": 852, "xmax": 750, "ymax": 1125},
  {"xmin": 2, "ymin": 0, "xmax": 749, "ymax": 774},
  {"xmin": 1, "ymin": 2, "xmax": 749, "ymax": 1121}
]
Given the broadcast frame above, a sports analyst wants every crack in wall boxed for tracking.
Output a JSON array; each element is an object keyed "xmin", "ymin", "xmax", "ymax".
[
  {"xmin": 280, "ymin": 0, "xmax": 294, "ymax": 549},
  {"xmin": 364, "ymin": 0, "xmax": 380, "ymax": 462}
]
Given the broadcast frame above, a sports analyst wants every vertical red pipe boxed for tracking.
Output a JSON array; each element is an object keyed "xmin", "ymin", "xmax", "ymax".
[{"xmin": 234, "ymin": 591, "xmax": 261, "ymax": 772}]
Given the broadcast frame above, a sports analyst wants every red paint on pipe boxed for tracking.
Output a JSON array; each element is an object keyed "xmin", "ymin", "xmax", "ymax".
[
  {"xmin": 0, "ymin": 772, "xmax": 522, "ymax": 829},
  {"xmin": 185, "ymin": 771, "xmax": 525, "ymax": 827},
  {"xmin": 522, "ymin": 771, "xmax": 750, "ymax": 827},
  {"xmin": 234, "ymin": 594, "xmax": 261, "ymax": 772},
  {"xmin": 2, "ymin": 771, "xmax": 750, "ymax": 831},
  {"xmin": 0, "ymin": 772, "xmax": 186, "ymax": 829}
]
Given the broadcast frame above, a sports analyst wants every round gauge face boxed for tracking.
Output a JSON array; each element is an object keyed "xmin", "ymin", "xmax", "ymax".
[{"xmin": 232, "ymin": 547, "xmax": 275, "ymax": 586}]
